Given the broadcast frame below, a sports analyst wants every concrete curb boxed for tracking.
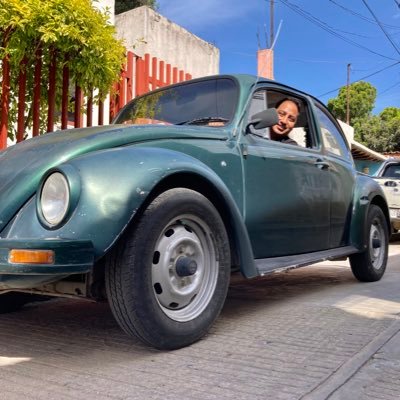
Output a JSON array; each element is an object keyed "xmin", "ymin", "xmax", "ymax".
[{"xmin": 300, "ymin": 317, "xmax": 400, "ymax": 400}]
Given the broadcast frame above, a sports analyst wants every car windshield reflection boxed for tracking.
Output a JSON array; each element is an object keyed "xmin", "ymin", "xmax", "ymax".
[{"xmin": 113, "ymin": 78, "xmax": 238, "ymax": 127}]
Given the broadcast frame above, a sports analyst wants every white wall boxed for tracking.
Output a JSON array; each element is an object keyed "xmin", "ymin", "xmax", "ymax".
[
  {"xmin": 94, "ymin": 0, "xmax": 115, "ymax": 24},
  {"xmin": 338, "ymin": 120, "xmax": 354, "ymax": 146},
  {"xmin": 115, "ymin": 6, "xmax": 219, "ymax": 78}
]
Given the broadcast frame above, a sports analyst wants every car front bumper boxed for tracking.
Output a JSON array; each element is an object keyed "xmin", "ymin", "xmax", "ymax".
[
  {"xmin": 0, "ymin": 239, "xmax": 94, "ymax": 275},
  {"xmin": 389, "ymin": 208, "xmax": 400, "ymax": 231}
]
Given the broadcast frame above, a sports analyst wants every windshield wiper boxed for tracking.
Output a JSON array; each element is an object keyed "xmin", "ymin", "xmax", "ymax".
[{"xmin": 176, "ymin": 117, "xmax": 229, "ymax": 126}]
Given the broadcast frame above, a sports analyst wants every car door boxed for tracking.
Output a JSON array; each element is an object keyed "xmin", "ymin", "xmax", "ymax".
[
  {"xmin": 312, "ymin": 101, "xmax": 356, "ymax": 248},
  {"xmin": 241, "ymin": 88, "xmax": 331, "ymax": 258}
]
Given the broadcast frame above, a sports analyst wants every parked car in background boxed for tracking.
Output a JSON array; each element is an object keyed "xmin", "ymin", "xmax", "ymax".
[
  {"xmin": 373, "ymin": 159, "xmax": 400, "ymax": 232},
  {"xmin": 0, "ymin": 74, "xmax": 390, "ymax": 349}
]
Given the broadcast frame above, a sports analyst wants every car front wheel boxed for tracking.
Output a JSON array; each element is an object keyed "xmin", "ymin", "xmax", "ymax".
[
  {"xmin": 350, "ymin": 205, "xmax": 389, "ymax": 282},
  {"xmin": 105, "ymin": 188, "xmax": 231, "ymax": 350}
]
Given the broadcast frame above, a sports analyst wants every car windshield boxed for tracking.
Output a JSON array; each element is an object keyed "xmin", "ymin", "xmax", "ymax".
[
  {"xmin": 114, "ymin": 78, "xmax": 238, "ymax": 127},
  {"xmin": 382, "ymin": 164, "xmax": 400, "ymax": 178}
]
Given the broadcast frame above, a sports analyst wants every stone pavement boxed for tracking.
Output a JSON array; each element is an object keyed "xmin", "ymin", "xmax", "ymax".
[{"xmin": 0, "ymin": 243, "xmax": 399, "ymax": 400}]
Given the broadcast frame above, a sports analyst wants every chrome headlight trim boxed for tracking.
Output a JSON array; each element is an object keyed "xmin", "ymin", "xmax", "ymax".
[
  {"xmin": 37, "ymin": 166, "xmax": 81, "ymax": 229},
  {"xmin": 40, "ymin": 172, "xmax": 70, "ymax": 227}
]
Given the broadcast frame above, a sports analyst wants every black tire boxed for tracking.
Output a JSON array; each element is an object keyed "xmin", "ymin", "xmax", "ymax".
[
  {"xmin": 0, "ymin": 292, "xmax": 48, "ymax": 314},
  {"xmin": 350, "ymin": 205, "xmax": 389, "ymax": 282},
  {"xmin": 105, "ymin": 188, "xmax": 231, "ymax": 350}
]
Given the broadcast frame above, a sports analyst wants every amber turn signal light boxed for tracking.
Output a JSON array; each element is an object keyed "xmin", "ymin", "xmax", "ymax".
[{"xmin": 9, "ymin": 249, "xmax": 55, "ymax": 264}]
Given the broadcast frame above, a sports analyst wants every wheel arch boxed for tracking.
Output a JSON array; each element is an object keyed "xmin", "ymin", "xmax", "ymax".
[
  {"xmin": 67, "ymin": 146, "xmax": 258, "ymax": 280},
  {"xmin": 350, "ymin": 173, "xmax": 390, "ymax": 249},
  {"xmin": 370, "ymin": 194, "xmax": 391, "ymax": 233},
  {"xmin": 108, "ymin": 170, "xmax": 257, "ymax": 279},
  {"xmin": 349, "ymin": 202, "xmax": 389, "ymax": 282}
]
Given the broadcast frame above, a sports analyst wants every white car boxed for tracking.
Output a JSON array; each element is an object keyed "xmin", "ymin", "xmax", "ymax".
[{"xmin": 374, "ymin": 160, "xmax": 400, "ymax": 232}]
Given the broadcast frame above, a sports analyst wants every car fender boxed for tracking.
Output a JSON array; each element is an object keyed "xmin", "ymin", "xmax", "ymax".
[
  {"xmin": 6, "ymin": 146, "xmax": 258, "ymax": 278},
  {"xmin": 349, "ymin": 173, "xmax": 390, "ymax": 250}
]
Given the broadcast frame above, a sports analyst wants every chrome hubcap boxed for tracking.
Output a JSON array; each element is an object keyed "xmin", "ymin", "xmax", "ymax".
[{"xmin": 369, "ymin": 218, "xmax": 385, "ymax": 270}]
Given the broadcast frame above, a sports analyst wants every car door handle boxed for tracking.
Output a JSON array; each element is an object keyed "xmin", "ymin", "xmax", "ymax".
[{"xmin": 314, "ymin": 159, "xmax": 330, "ymax": 170}]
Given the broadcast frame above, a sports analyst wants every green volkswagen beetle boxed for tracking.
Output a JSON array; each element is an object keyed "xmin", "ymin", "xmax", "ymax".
[{"xmin": 0, "ymin": 74, "xmax": 390, "ymax": 349}]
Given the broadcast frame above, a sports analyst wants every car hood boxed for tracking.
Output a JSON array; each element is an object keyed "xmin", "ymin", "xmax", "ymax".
[{"xmin": 0, "ymin": 124, "xmax": 228, "ymax": 232}]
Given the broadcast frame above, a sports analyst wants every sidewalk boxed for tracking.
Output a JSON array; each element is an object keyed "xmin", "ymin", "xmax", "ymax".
[
  {"xmin": 302, "ymin": 242, "xmax": 400, "ymax": 399},
  {"xmin": 329, "ymin": 324, "xmax": 400, "ymax": 400},
  {"xmin": 302, "ymin": 319, "xmax": 400, "ymax": 399}
]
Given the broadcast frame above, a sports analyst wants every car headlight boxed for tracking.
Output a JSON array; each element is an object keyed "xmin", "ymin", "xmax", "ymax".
[{"xmin": 40, "ymin": 172, "xmax": 70, "ymax": 227}]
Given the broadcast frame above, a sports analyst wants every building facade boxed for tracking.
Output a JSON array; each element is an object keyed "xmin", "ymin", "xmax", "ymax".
[{"xmin": 115, "ymin": 6, "xmax": 219, "ymax": 79}]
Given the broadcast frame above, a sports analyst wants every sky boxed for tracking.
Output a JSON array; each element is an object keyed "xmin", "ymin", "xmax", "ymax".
[{"xmin": 156, "ymin": 0, "xmax": 400, "ymax": 114}]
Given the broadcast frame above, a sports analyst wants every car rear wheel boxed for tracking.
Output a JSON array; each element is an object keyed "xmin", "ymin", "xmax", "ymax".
[
  {"xmin": 349, "ymin": 205, "xmax": 388, "ymax": 282},
  {"xmin": 105, "ymin": 188, "xmax": 231, "ymax": 350}
]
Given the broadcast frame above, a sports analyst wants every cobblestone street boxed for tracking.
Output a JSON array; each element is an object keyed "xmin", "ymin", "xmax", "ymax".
[{"xmin": 0, "ymin": 242, "xmax": 399, "ymax": 400}]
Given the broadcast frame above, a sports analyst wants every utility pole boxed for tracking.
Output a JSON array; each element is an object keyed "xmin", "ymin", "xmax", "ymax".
[
  {"xmin": 346, "ymin": 63, "xmax": 351, "ymax": 124},
  {"xmin": 270, "ymin": 0, "xmax": 274, "ymax": 48},
  {"xmin": 258, "ymin": 0, "xmax": 275, "ymax": 79}
]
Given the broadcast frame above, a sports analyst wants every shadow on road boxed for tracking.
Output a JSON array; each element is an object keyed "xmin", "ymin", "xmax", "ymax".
[{"xmin": 0, "ymin": 254, "xmax": 398, "ymax": 354}]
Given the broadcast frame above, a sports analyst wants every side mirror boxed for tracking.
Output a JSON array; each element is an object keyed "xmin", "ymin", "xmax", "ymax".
[{"xmin": 247, "ymin": 108, "xmax": 279, "ymax": 131}]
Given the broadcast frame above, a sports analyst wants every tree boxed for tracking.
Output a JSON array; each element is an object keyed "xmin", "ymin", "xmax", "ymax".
[
  {"xmin": 353, "ymin": 116, "xmax": 389, "ymax": 152},
  {"xmin": 354, "ymin": 107, "xmax": 400, "ymax": 152},
  {"xmin": 0, "ymin": 0, "xmax": 126, "ymax": 138},
  {"xmin": 115, "ymin": 0, "xmax": 157, "ymax": 15},
  {"xmin": 327, "ymin": 81, "xmax": 376, "ymax": 124},
  {"xmin": 328, "ymin": 80, "xmax": 400, "ymax": 153},
  {"xmin": 380, "ymin": 107, "xmax": 400, "ymax": 122}
]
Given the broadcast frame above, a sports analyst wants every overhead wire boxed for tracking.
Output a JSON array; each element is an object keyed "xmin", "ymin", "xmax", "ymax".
[
  {"xmin": 277, "ymin": 0, "xmax": 399, "ymax": 61},
  {"xmin": 362, "ymin": 0, "xmax": 400, "ymax": 57},
  {"xmin": 329, "ymin": 0, "xmax": 400, "ymax": 30},
  {"xmin": 318, "ymin": 61, "xmax": 400, "ymax": 97},
  {"xmin": 275, "ymin": 0, "xmax": 400, "ymax": 103},
  {"xmin": 379, "ymin": 80, "xmax": 400, "ymax": 96},
  {"xmin": 293, "ymin": 5, "xmax": 372, "ymax": 39}
]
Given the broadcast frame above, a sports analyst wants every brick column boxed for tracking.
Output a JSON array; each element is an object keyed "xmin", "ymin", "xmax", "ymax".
[{"xmin": 257, "ymin": 48, "xmax": 274, "ymax": 80}]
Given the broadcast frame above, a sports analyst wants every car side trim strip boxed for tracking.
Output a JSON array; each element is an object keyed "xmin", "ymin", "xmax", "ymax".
[{"xmin": 255, "ymin": 246, "xmax": 359, "ymax": 276}]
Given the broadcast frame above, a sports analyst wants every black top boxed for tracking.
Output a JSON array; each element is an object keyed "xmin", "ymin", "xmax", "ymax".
[{"xmin": 275, "ymin": 136, "xmax": 298, "ymax": 146}]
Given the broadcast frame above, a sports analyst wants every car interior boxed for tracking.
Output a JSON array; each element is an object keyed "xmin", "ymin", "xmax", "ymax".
[{"xmin": 248, "ymin": 89, "xmax": 313, "ymax": 148}]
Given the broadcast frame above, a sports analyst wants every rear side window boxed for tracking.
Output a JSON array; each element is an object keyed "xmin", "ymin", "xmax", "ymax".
[{"xmin": 314, "ymin": 104, "xmax": 352, "ymax": 161}]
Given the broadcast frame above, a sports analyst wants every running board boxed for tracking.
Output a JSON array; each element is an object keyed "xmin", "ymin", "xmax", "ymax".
[{"xmin": 255, "ymin": 246, "xmax": 359, "ymax": 276}]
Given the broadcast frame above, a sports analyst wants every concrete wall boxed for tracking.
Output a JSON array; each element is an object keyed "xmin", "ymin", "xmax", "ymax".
[
  {"xmin": 115, "ymin": 6, "xmax": 219, "ymax": 78},
  {"xmin": 338, "ymin": 120, "xmax": 354, "ymax": 146}
]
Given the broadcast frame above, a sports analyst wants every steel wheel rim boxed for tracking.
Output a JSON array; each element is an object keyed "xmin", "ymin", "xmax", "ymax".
[
  {"xmin": 151, "ymin": 214, "xmax": 219, "ymax": 322},
  {"xmin": 369, "ymin": 217, "xmax": 385, "ymax": 270}
]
